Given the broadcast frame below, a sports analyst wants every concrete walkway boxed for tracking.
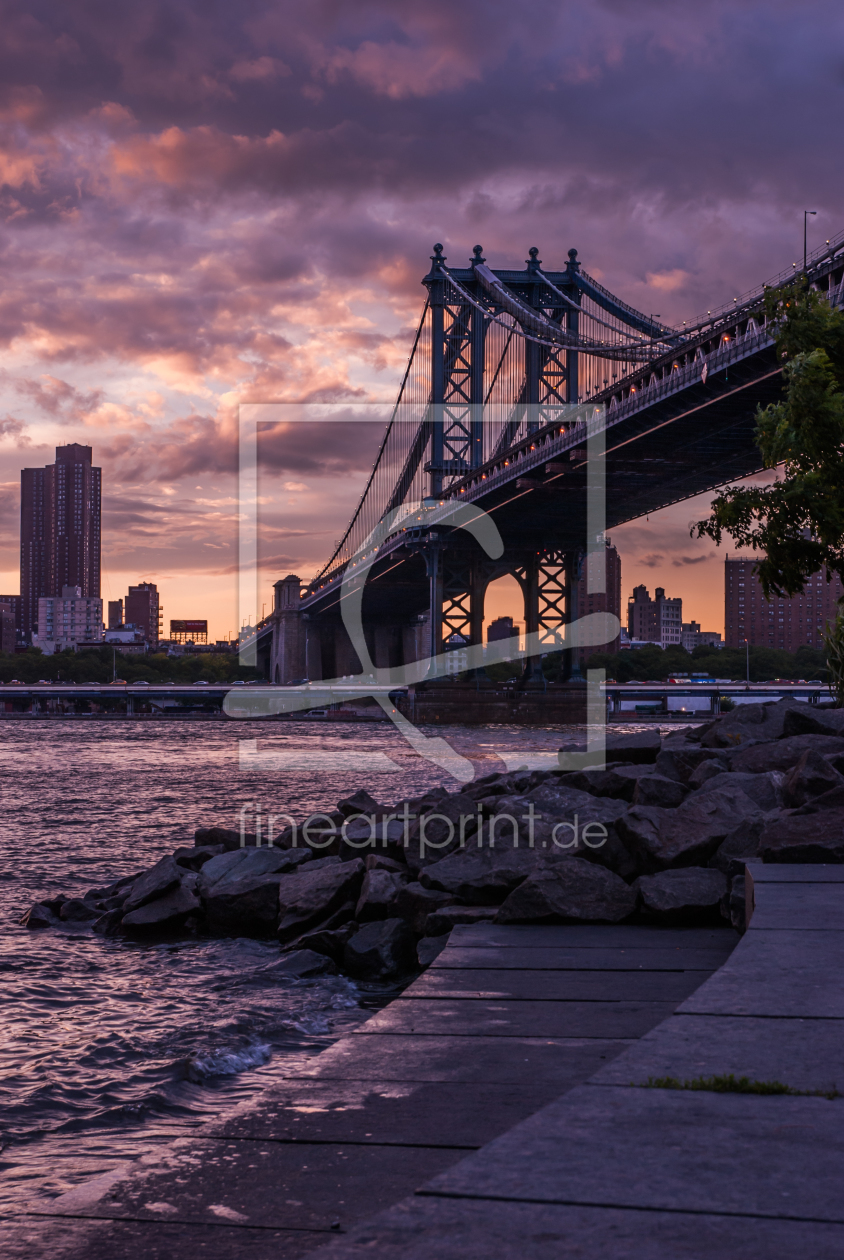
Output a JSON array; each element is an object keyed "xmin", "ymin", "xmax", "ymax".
[
  {"xmin": 2, "ymin": 924, "xmax": 734, "ymax": 1259},
  {"xmin": 309, "ymin": 865, "xmax": 844, "ymax": 1259}
]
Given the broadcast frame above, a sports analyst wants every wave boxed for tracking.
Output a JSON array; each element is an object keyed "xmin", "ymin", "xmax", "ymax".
[{"xmin": 183, "ymin": 1041, "xmax": 272, "ymax": 1083}]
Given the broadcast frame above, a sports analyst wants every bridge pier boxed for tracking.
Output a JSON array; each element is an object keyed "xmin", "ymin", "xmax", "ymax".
[{"xmin": 270, "ymin": 575, "xmax": 307, "ymax": 684}]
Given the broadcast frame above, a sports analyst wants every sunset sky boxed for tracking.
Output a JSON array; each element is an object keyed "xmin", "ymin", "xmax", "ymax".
[{"xmin": 0, "ymin": 2, "xmax": 839, "ymax": 639}]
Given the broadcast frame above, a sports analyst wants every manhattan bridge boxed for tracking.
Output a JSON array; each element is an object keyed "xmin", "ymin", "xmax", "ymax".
[{"xmin": 245, "ymin": 235, "xmax": 844, "ymax": 689}]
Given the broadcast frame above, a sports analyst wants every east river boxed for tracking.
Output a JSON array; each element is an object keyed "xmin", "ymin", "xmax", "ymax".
[{"xmin": 0, "ymin": 718, "xmax": 568, "ymax": 1210}]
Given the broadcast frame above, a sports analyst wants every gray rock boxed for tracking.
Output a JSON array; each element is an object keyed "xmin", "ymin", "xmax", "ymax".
[
  {"xmin": 173, "ymin": 845, "xmax": 224, "ymax": 871},
  {"xmin": 710, "ymin": 816, "xmax": 768, "ymax": 878},
  {"xmin": 730, "ymin": 733, "xmax": 844, "ymax": 774},
  {"xmin": 791, "ymin": 783, "xmax": 844, "ymax": 814},
  {"xmin": 258, "ymin": 950, "xmax": 337, "ymax": 979},
  {"xmin": 122, "ymin": 884, "xmax": 201, "ymax": 932},
  {"xmin": 496, "ymin": 858, "xmax": 637, "ymax": 924},
  {"xmin": 632, "ymin": 774, "xmax": 689, "ymax": 809},
  {"xmin": 277, "ymin": 859, "xmax": 365, "ymax": 943},
  {"xmin": 364, "ymin": 854, "xmax": 407, "ymax": 873},
  {"xmin": 295, "ymin": 923, "xmax": 359, "ymax": 963},
  {"xmin": 726, "ymin": 873, "xmax": 747, "ymax": 932},
  {"xmin": 556, "ymin": 767, "xmax": 640, "ymax": 801},
  {"xmin": 782, "ymin": 704, "xmax": 844, "ymax": 739},
  {"xmin": 424, "ymin": 905, "xmax": 500, "ymax": 935},
  {"xmin": 603, "ymin": 729, "xmax": 662, "ymax": 764},
  {"xmin": 92, "ymin": 908, "xmax": 125, "ymax": 936},
  {"xmin": 405, "ymin": 793, "xmax": 479, "ymax": 875},
  {"xmin": 759, "ymin": 808, "xmax": 844, "ymax": 863},
  {"xmin": 194, "ymin": 826, "xmax": 262, "ymax": 851},
  {"xmin": 198, "ymin": 846, "xmax": 311, "ymax": 897},
  {"xmin": 783, "ymin": 749, "xmax": 844, "ymax": 807},
  {"xmin": 699, "ymin": 697, "xmax": 808, "ymax": 748},
  {"xmin": 20, "ymin": 903, "xmax": 57, "ymax": 929},
  {"xmin": 652, "ymin": 750, "xmax": 685, "ymax": 783},
  {"xmin": 355, "ymin": 869, "xmax": 406, "ymax": 921},
  {"xmin": 337, "ymin": 788, "xmax": 381, "ymax": 818},
  {"xmin": 419, "ymin": 846, "xmax": 548, "ymax": 905},
  {"xmin": 204, "ymin": 873, "xmax": 288, "ymax": 937},
  {"xmin": 633, "ymin": 867, "xmax": 727, "ymax": 923},
  {"xmin": 343, "ymin": 917, "xmax": 416, "ymax": 979},
  {"xmin": 617, "ymin": 785, "xmax": 761, "ymax": 872},
  {"xmin": 656, "ymin": 747, "xmax": 729, "ymax": 784},
  {"xmin": 123, "ymin": 856, "xmax": 183, "ymax": 913},
  {"xmin": 687, "ymin": 759, "xmax": 727, "ymax": 788},
  {"xmin": 59, "ymin": 898, "xmax": 100, "ymax": 923},
  {"xmin": 417, "ymin": 935, "xmax": 449, "ymax": 968},
  {"xmin": 394, "ymin": 882, "xmax": 457, "ymax": 934},
  {"xmin": 692, "ymin": 771, "xmax": 785, "ymax": 813}
]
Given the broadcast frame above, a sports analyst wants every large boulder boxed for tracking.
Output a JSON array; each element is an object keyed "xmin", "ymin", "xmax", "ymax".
[
  {"xmin": 122, "ymin": 856, "xmax": 182, "ymax": 913},
  {"xmin": 337, "ymin": 788, "xmax": 381, "ymax": 818},
  {"xmin": 201, "ymin": 847, "xmax": 315, "ymax": 937},
  {"xmin": 496, "ymin": 858, "xmax": 637, "ymax": 924},
  {"xmin": 256, "ymin": 950, "xmax": 337, "ymax": 979},
  {"xmin": 691, "ymin": 771, "xmax": 785, "ymax": 813},
  {"xmin": 20, "ymin": 903, "xmax": 58, "ymax": 930},
  {"xmin": 617, "ymin": 785, "xmax": 761, "ymax": 872},
  {"xmin": 556, "ymin": 767, "xmax": 639, "ymax": 800},
  {"xmin": 343, "ymin": 918, "xmax": 416, "ymax": 979},
  {"xmin": 782, "ymin": 704, "xmax": 844, "ymax": 739},
  {"xmin": 295, "ymin": 923, "xmax": 359, "ymax": 964},
  {"xmin": 173, "ymin": 845, "xmax": 223, "ymax": 871},
  {"xmin": 122, "ymin": 884, "xmax": 201, "ymax": 932},
  {"xmin": 699, "ymin": 698, "xmax": 808, "ymax": 749},
  {"xmin": 730, "ymin": 734, "xmax": 844, "ymax": 775},
  {"xmin": 394, "ymin": 881, "xmax": 456, "ymax": 934},
  {"xmin": 604, "ymin": 729, "xmax": 662, "ymax": 764},
  {"xmin": 759, "ymin": 809, "xmax": 844, "ymax": 863},
  {"xmin": 783, "ymin": 750, "xmax": 844, "ymax": 807},
  {"xmin": 277, "ymin": 859, "xmax": 365, "ymax": 943},
  {"xmin": 355, "ymin": 869, "xmax": 406, "ymax": 921},
  {"xmin": 419, "ymin": 846, "xmax": 549, "ymax": 905},
  {"xmin": 404, "ymin": 793, "xmax": 479, "ymax": 875},
  {"xmin": 791, "ymin": 783, "xmax": 844, "ymax": 815},
  {"xmin": 417, "ymin": 935, "xmax": 449, "ymax": 968},
  {"xmin": 58, "ymin": 898, "xmax": 100, "ymax": 923},
  {"xmin": 655, "ymin": 747, "xmax": 729, "ymax": 784},
  {"xmin": 425, "ymin": 905, "xmax": 499, "ymax": 935},
  {"xmin": 632, "ymin": 775, "xmax": 689, "ymax": 809},
  {"xmin": 634, "ymin": 868, "xmax": 727, "ymax": 923},
  {"xmin": 709, "ymin": 816, "xmax": 768, "ymax": 878}
]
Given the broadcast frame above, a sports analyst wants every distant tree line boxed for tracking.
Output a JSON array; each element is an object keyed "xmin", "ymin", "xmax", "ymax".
[{"xmin": 0, "ymin": 646, "xmax": 262, "ymax": 685}]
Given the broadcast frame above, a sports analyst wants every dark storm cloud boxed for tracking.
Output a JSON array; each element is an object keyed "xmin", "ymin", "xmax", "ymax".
[{"xmin": 0, "ymin": 0, "xmax": 842, "ymax": 498}]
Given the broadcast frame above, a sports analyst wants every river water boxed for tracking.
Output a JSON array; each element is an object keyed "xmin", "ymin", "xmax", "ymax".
[{"xmin": 0, "ymin": 718, "xmax": 574, "ymax": 1211}]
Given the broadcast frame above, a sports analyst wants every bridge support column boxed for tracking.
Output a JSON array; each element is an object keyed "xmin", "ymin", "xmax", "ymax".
[
  {"xmin": 270, "ymin": 575, "xmax": 306, "ymax": 684},
  {"xmin": 562, "ymin": 550, "xmax": 585, "ymax": 682}
]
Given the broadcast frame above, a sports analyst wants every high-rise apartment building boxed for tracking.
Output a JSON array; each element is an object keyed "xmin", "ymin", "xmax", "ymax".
[
  {"xmin": 20, "ymin": 445, "xmax": 101, "ymax": 640},
  {"xmin": 577, "ymin": 540, "xmax": 622, "ymax": 661},
  {"xmin": 108, "ymin": 599, "xmax": 124, "ymax": 630},
  {"xmin": 0, "ymin": 594, "xmax": 21, "ymax": 643},
  {"xmin": 724, "ymin": 557, "xmax": 842, "ymax": 649},
  {"xmin": 125, "ymin": 582, "xmax": 161, "ymax": 644},
  {"xmin": 628, "ymin": 584, "xmax": 682, "ymax": 648}
]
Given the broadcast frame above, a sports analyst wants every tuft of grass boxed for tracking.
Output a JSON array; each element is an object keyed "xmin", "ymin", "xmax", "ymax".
[{"xmin": 640, "ymin": 1073, "xmax": 840, "ymax": 1100}]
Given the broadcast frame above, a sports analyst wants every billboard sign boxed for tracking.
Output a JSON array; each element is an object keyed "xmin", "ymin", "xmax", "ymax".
[{"xmin": 170, "ymin": 619, "xmax": 208, "ymax": 635}]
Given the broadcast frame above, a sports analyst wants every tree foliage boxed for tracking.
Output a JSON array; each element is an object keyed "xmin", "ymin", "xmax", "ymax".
[
  {"xmin": 584, "ymin": 642, "xmax": 827, "ymax": 684},
  {"xmin": 694, "ymin": 285, "xmax": 844, "ymax": 598},
  {"xmin": 0, "ymin": 646, "xmax": 261, "ymax": 685}
]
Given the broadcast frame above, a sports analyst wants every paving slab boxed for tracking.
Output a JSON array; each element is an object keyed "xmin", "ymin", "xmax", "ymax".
[
  {"xmin": 431, "ymin": 945, "xmax": 734, "ymax": 971},
  {"xmin": 0, "ymin": 1216, "xmax": 329, "ymax": 1260},
  {"xmin": 418, "ymin": 1084, "xmax": 844, "ymax": 1222},
  {"xmin": 591, "ymin": 1013, "xmax": 844, "ymax": 1093},
  {"xmin": 750, "ymin": 865, "xmax": 844, "ymax": 882},
  {"xmin": 210, "ymin": 1080, "xmax": 554, "ymax": 1147},
  {"xmin": 406, "ymin": 968, "xmax": 706, "ymax": 1003},
  {"xmin": 282, "ymin": 1034, "xmax": 636, "ymax": 1085},
  {"xmin": 304, "ymin": 1195, "xmax": 844, "ymax": 1260},
  {"xmin": 357, "ymin": 998, "xmax": 678, "ymax": 1039},
  {"xmin": 679, "ymin": 929, "xmax": 844, "ymax": 1017},
  {"xmin": 748, "ymin": 883, "xmax": 844, "ymax": 929},
  {"xmin": 33, "ymin": 1137, "xmax": 463, "ymax": 1234},
  {"xmin": 447, "ymin": 924, "xmax": 735, "ymax": 949}
]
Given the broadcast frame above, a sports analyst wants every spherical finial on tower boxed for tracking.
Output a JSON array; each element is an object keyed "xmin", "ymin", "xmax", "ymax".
[
  {"xmin": 568, "ymin": 248, "xmax": 578, "ymax": 260},
  {"xmin": 472, "ymin": 244, "xmax": 485, "ymax": 265},
  {"xmin": 432, "ymin": 243, "xmax": 444, "ymax": 259},
  {"xmin": 529, "ymin": 247, "xmax": 539, "ymax": 260}
]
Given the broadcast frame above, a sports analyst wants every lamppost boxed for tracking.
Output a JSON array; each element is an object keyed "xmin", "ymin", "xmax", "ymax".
[
  {"xmin": 804, "ymin": 210, "xmax": 817, "ymax": 273},
  {"xmin": 744, "ymin": 637, "xmax": 750, "ymax": 686}
]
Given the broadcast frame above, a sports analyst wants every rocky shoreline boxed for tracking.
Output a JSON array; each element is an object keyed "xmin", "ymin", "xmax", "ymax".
[{"xmin": 22, "ymin": 698, "xmax": 844, "ymax": 981}]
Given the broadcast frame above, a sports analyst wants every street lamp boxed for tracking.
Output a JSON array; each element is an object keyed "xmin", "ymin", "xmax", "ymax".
[
  {"xmin": 744, "ymin": 637, "xmax": 750, "ymax": 686},
  {"xmin": 804, "ymin": 210, "xmax": 817, "ymax": 273}
]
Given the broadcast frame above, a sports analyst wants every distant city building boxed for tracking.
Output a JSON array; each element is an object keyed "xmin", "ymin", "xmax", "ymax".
[
  {"xmin": 126, "ymin": 582, "xmax": 162, "ymax": 644},
  {"xmin": 0, "ymin": 595, "xmax": 21, "ymax": 646},
  {"xmin": 444, "ymin": 632, "xmax": 469, "ymax": 674},
  {"xmin": 681, "ymin": 621, "xmax": 723, "ymax": 652},
  {"xmin": 20, "ymin": 444, "xmax": 101, "ymax": 641},
  {"xmin": 108, "ymin": 599, "xmax": 124, "ymax": 630},
  {"xmin": 104, "ymin": 626, "xmax": 146, "ymax": 645},
  {"xmin": 628, "ymin": 584, "xmax": 682, "ymax": 648},
  {"xmin": 724, "ymin": 557, "xmax": 842, "ymax": 649},
  {"xmin": 487, "ymin": 616, "xmax": 519, "ymax": 643},
  {"xmin": 34, "ymin": 586, "xmax": 103, "ymax": 654},
  {"xmin": 170, "ymin": 618, "xmax": 208, "ymax": 644},
  {"xmin": 0, "ymin": 606, "xmax": 14, "ymax": 654},
  {"xmin": 577, "ymin": 540, "xmax": 622, "ymax": 662}
]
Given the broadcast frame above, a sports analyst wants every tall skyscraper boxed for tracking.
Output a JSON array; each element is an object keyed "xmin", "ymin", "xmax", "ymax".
[
  {"xmin": 20, "ymin": 445, "xmax": 101, "ymax": 640},
  {"xmin": 577, "ymin": 540, "xmax": 622, "ymax": 661}
]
